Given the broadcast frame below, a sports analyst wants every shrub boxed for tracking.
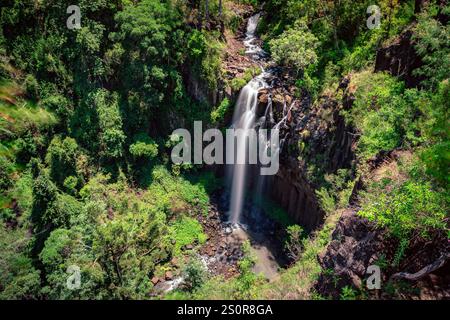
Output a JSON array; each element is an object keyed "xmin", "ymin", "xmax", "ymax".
[
  {"xmin": 359, "ymin": 181, "xmax": 447, "ymax": 240},
  {"xmin": 285, "ymin": 225, "xmax": 305, "ymax": 261},
  {"xmin": 340, "ymin": 286, "xmax": 358, "ymax": 300},
  {"xmin": 269, "ymin": 19, "xmax": 319, "ymax": 74},
  {"xmin": 413, "ymin": 7, "xmax": 450, "ymax": 89},
  {"xmin": 234, "ymin": 240, "xmax": 264, "ymax": 299},
  {"xmin": 0, "ymin": 156, "xmax": 13, "ymax": 190},
  {"xmin": 129, "ymin": 133, "xmax": 158, "ymax": 159},
  {"xmin": 210, "ymin": 98, "xmax": 231, "ymax": 124},
  {"xmin": 343, "ymin": 71, "xmax": 423, "ymax": 160},
  {"xmin": 169, "ymin": 216, "xmax": 206, "ymax": 256},
  {"xmin": 24, "ymin": 74, "xmax": 39, "ymax": 101},
  {"xmin": 182, "ymin": 258, "xmax": 207, "ymax": 292},
  {"xmin": 316, "ymin": 187, "xmax": 335, "ymax": 214},
  {"xmin": 45, "ymin": 136, "xmax": 79, "ymax": 187},
  {"xmin": 417, "ymin": 81, "xmax": 449, "ymax": 188}
]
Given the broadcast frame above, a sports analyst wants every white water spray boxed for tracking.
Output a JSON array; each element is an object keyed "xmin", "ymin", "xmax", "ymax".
[{"xmin": 227, "ymin": 14, "xmax": 272, "ymax": 224}]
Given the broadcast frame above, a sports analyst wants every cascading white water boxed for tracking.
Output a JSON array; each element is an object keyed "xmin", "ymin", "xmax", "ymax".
[
  {"xmin": 244, "ymin": 13, "xmax": 265, "ymax": 58},
  {"xmin": 222, "ymin": 13, "xmax": 291, "ymax": 279},
  {"xmin": 228, "ymin": 75, "xmax": 267, "ymax": 224},
  {"xmin": 227, "ymin": 14, "xmax": 270, "ymax": 224}
]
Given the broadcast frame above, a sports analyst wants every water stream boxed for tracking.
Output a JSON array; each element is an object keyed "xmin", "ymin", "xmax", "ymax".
[
  {"xmin": 227, "ymin": 13, "xmax": 271, "ymax": 225},
  {"xmin": 225, "ymin": 13, "xmax": 287, "ymax": 280}
]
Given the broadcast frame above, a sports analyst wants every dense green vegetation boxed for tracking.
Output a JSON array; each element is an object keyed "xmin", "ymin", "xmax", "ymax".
[
  {"xmin": 0, "ymin": 0, "xmax": 448, "ymax": 300},
  {"xmin": 0, "ymin": 0, "xmax": 229, "ymax": 299}
]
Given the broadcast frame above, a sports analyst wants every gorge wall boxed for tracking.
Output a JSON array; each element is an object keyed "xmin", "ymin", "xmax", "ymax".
[{"xmin": 257, "ymin": 74, "xmax": 357, "ymax": 231}]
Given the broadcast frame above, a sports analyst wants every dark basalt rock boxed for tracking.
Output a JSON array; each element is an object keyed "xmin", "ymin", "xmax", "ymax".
[
  {"xmin": 315, "ymin": 208, "xmax": 450, "ymax": 299},
  {"xmin": 375, "ymin": 28, "xmax": 425, "ymax": 88},
  {"xmin": 254, "ymin": 74, "xmax": 357, "ymax": 231}
]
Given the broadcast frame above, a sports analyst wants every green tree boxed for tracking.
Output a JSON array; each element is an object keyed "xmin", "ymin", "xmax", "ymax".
[
  {"xmin": 45, "ymin": 136, "xmax": 79, "ymax": 187},
  {"xmin": 92, "ymin": 89, "xmax": 126, "ymax": 161},
  {"xmin": 129, "ymin": 133, "xmax": 158, "ymax": 159},
  {"xmin": 413, "ymin": 6, "xmax": 450, "ymax": 89},
  {"xmin": 269, "ymin": 19, "xmax": 319, "ymax": 75},
  {"xmin": 0, "ymin": 226, "xmax": 41, "ymax": 300},
  {"xmin": 418, "ymin": 81, "xmax": 450, "ymax": 187}
]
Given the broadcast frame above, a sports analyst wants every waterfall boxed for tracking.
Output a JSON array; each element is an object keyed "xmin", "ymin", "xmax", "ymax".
[{"xmin": 227, "ymin": 14, "xmax": 271, "ymax": 225}]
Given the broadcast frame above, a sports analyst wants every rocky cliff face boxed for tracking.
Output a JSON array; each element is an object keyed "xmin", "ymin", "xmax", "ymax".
[
  {"xmin": 314, "ymin": 148, "xmax": 450, "ymax": 299},
  {"xmin": 257, "ymin": 73, "xmax": 357, "ymax": 231},
  {"xmin": 374, "ymin": 27, "xmax": 424, "ymax": 88}
]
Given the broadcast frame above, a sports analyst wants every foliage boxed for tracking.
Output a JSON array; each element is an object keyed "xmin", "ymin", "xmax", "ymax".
[
  {"xmin": 129, "ymin": 133, "xmax": 159, "ymax": 159},
  {"xmin": 285, "ymin": 225, "xmax": 304, "ymax": 261},
  {"xmin": 169, "ymin": 216, "xmax": 206, "ymax": 256},
  {"xmin": 91, "ymin": 89, "xmax": 125, "ymax": 161},
  {"xmin": 229, "ymin": 66, "xmax": 261, "ymax": 91},
  {"xmin": 343, "ymin": 71, "xmax": 425, "ymax": 160},
  {"xmin": 269, "ymin": 19, "xmax": 319, "ymax": 74},
  {"xmin": 233, "ymin": 240, "xmax": 265, "ymax": 299},
  {"xmin": 359, "ymin": 180, "xmax": 447, "ymax": 240},
  {"xmin": 316, "ymin": 187, "xmax": 335, "ymax": 214},
  {"xmin": 413, "ymin": 5, "xmax": 450, "ymax": 89},
  {"xmin": 210, "ymin": 98, "xmax": 231, "ymax": 124},
  {"xmin": 45, "ymin": 136, "xmax": 79, "ymax": 187},
  {"xmin": 182, "ymin": 257, "xmax": 208, "ymax": 292},
  {"xmin": 0, "ymin": 156, "xmax": 13, "ymax": 191},
  {"xmin": 416, "ymin": 81, "xmax": 450, "ymax": 187},
  {"xmin": 0, "ymin": 225, "xmax": 41, "ymax": 300},
  {"xmin": 340, "ymin": 286, "xmax": 358, "ymax": 300},
  {"xmin": 0, "ymin": 0, "xmax": 449, "ymax": 301}
]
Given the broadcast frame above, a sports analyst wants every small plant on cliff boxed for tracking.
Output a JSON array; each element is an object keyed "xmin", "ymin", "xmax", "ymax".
[
  {"xmin": 340, "ymin": 286, "xmax": 358, "ymax": 300},
  {"xmin": 211, "ymin": 98, "xmax": 231, "ymax": 124},
  {"xmin": 285, "ymin": 225, "xmax": 305, "ymax": 261},
  {"xmin": 316, "ymin": 187, "xmax": 335, "ymax": 214}
]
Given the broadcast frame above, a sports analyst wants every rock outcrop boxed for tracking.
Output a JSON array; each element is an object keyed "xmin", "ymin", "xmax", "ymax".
[
  {"xmin": 315, "ymin": 208, "xmax": 450, "ymax": 299},
  {"xmin": 257, "ymin": 73, "xmax": 357, "ymax": 231}
]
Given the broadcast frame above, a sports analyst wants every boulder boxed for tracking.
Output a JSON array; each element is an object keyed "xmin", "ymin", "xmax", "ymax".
[
  {"xmin": 257, "ymin": 90, "xmax": 269, "ymax": 117},
  {"xmin": 171, "ymin": 257, "xmax": 179, "ymax": 267},
  {"xmin": 165, "ymin": 271, "xmax": 173, "ymax": 281}
]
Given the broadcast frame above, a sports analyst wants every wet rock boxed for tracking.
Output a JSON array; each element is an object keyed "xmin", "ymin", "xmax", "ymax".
[
  {"xmin": 165, "ymin": 271, "xmax": 173, "ymax": 281},
  {"xmin": 285, "ymin": 95, "xmax": 292, "ymax": 106},
  {"xmin": 171, "ymin": 257, "xmax": 179, "ymax": 267},
  {"xmin": 257, "ymin": 93, "xmax": 269, "ymax": 116},
  {"xmin": 151, "ymin": 276, "xmax": 160, "ymax": 285}
]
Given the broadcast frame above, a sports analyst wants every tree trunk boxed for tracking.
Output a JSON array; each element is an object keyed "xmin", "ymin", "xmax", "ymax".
[{"xmin": 390, "ymin": 254, "xmax": 449, "ymax": 282}]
